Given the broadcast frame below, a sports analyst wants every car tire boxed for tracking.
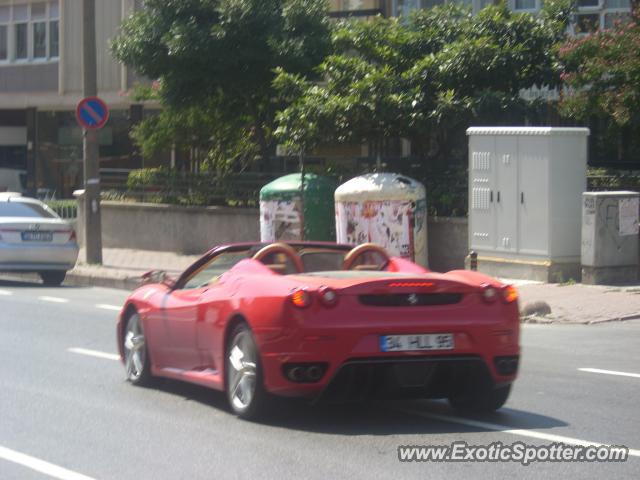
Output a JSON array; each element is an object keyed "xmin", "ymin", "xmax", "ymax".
[
  {"xmin": 39, "ymin": 270, "xmax": 66, "ymax": 286},
  {"xmin": 225, "ymin": 323, "xmax": 271, "ymax": 420},
  {"xmin": 122, "ymin": 311, "xmax": 153, "ymax": 386},
  {"xmin": 448, "ymin": 384, "xmax": 511, "ymax": 413}
]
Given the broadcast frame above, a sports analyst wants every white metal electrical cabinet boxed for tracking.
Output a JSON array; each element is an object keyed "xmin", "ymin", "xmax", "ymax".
[{"xmin": 467, "ymin": 127, "xmax": 589, "ymax": 281}]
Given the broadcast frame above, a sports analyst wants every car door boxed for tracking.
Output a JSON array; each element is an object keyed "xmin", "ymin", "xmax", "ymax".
[
  {"xmin": 159, "ymin": 248, "xmax": 252, "ymax": 372},
  {"xmin": 159, "ymin": 287, "xmax": 206, "ymax": 371}
]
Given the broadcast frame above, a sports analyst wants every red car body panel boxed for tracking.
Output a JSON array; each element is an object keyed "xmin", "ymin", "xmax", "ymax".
[{"xmin": 117, "ymin": 242, "xmax": 520, "ymax": 400}]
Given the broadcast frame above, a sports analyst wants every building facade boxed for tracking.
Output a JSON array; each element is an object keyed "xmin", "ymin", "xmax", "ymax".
[{"xmin": 0, "ymin": 0, "xmax": 145, "ymax": 197}]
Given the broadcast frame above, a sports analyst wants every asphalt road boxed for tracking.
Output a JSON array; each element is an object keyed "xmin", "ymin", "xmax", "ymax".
[{"xmin": 0, "ymin": 280, "xmax": 639, "ymax": 480}]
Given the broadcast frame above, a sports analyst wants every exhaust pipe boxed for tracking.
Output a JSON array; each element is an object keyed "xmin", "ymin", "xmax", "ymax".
[
  {"xmin": 287, "ymin": 367, "xmax": 306, "ymax": 382},
  {"xmin": 306, "ymin": 365, "xmax": 324, "ymax": 382}
]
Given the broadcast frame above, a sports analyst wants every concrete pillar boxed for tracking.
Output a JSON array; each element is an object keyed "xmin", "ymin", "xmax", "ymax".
[{"xmin": 25, "ymin": 107, "xmax": 37, "ymax": 195}]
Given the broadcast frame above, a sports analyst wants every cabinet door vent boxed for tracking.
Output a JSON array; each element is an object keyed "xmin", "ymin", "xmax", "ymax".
[
  {"xmin": 472, "ymin": 151, "xmax": 491, "ymax": 171},
  {"xmin": 472, "ymin": 187, "xmax": 491, "ymax": 210}
]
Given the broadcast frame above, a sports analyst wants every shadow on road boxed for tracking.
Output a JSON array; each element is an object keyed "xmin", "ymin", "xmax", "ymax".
[{"xmin": 149, "ymin": 377, "xmax": 567, "ymax": 436}]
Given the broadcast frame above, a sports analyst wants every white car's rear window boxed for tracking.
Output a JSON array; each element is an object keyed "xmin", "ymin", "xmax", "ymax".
[{"xmin": 0, "ymin": 202, "xmax": 55, "ymax": 218}]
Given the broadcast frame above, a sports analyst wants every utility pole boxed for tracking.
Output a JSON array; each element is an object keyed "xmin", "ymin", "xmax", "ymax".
[{"xmin": 82, "ymin": 0, "xmax": 102, "ymax": 264}]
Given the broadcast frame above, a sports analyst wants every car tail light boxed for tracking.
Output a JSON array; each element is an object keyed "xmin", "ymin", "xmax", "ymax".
[
  {"xmin": 502, "ymin": 285, "xmax": 518, "ymax": 303},
  {"xmin": 481, "ymin": 284, "xmax": 498, "ymax": 303},
  {"xmin": 68, "ymin": 230, "xmax": 77, "ymax": 242},
  {"xmin": 318, "ymin": 286, "xmax": 338, "ymax": 307},
  {"xmin": 289, "ymin": 288, "xmax": 312, "ymax": 308}
]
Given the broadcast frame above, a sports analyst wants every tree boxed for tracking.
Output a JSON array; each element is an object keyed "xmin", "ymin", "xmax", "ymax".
[
  {"xmin": 112, "ymin": 0, "xmax": 332, "ymax": 164},
  {"xmin": 559, "ymin": 8, "xmax": 640, "ymax": 126},
  {"xmin": 275, "ymin": 2, "xmax": 573, "ymax": 165}
]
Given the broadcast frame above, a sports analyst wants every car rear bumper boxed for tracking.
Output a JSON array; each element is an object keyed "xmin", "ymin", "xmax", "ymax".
[
  {"xmin": 0, "ymin": 243, "xmax": 79, "ymax": 271},
  {"xmin": 256, "ymin": 306, "xmax": 520, "ymax": 399},
  {"xmin": 260, "ymin": 341, "xmax": 520, "ymax": 399},
  {"xmin": 317, "ymin": 355, "xmax": 505, "ymax": 403},
  {"xmin": 261, "ymin": 351, "xmax": 518, "ymax": 400}
]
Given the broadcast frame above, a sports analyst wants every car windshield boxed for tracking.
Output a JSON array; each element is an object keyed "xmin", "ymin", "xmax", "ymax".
[
  {"xmin": 0, "ymin": 201, "xmax": 56, "ymax": 218},
  {"xmin": 183, "ymin": 250, "xmax": 252, "ymax": 289}
]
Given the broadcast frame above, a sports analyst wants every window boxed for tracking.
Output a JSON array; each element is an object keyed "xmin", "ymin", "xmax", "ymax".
[
  {"xmin": 0, "ymin": 2, "xmax": 59, "ymax": 63},
  {"xmin": 514, "ymin": 0, "xmax": 537, "ymax": 10},
  {"xmin": 604, "ymin": 0, "xmax": 629, "ymax": 7},
  {"xmin": 33, "ymin": 21, "xmax": 46, "ymax": 58},
  {"xmin": 182, "ymin": 250, "xmax": 252, "ymax": 289},
  {"xmin": 575, "ymin": 13, "xmax": 601, "ymax": 33},
  {"xmin": 0, "ymin": 25, "xmax": 7, "ymax": 61},
  {"xmin": 577, "ymin": 0, "xmax": 601, "ymax": 7},
  {"xmin": 604, "ymin": 11, "xmax": 631, "ymax": 28},
  {"xmin": 49, "ymin": 19, "xmax": 58, "ymax": 57},
  {"xmin": 0, "ymin": 7, "xmax": 8, "ymax": 61},
  {"xmin": 0, "ymin": 201, "xmax": 55, "ymax": 219},
  {"xmin": 15, "ymin": 23, "xmax": 28, "ymax": 59}
]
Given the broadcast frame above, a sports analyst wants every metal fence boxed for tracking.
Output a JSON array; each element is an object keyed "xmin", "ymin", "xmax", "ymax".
[{"xmin": 45, "ymin": 170, "xmax": 639, "ymax": 222}]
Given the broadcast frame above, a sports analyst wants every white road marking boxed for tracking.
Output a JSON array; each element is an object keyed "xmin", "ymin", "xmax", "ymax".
[
  {"xmin": 67, "ymin": 348, "xmax": 119, "ymax": 361},
  {"xmin": 0, "ymin": 289, "xmax": 12, "ymax": 295},
  {"xmin": 578, "ymin": 367, "xmax": 640, "ymax": 379},
  {"xmin": 400, "ymin": 409, "xmax": 640, "ymax": 457},
  {"xmin": 96, "ymin": 304, "xmax": 121, "ymax": 312},
  {"xmin": 38, "ymin": 296, "xmax": 69, "ymax": 304},
  {"xmin": 0, "ymin": 445, "xmax": 96, "ymax": 480}
]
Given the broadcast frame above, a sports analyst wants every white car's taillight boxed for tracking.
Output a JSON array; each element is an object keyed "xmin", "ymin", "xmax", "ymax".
[{"xmin": 68, "ymin": 230, "xmax": 77, "ymax": 242}]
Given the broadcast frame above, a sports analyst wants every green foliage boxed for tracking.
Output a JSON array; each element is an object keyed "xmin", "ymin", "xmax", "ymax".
[
  {"xmin": 275, "ymin": 2, "xmax": 573, "ymax": 162},
  {"xmin": 124, "ymin": 168, "xmax": 272, "ymax": 206},
  {"xmin": 558, "ymin": 9, "xmax": 640, "ymax": 126},
  {"xmin": 112, "ymin": 0, "xmax": 332, "ymax": 162},
  {"xmin": 45, "ymin": 199, "xmax": 78, "ymax": 219},
  {"xmin": 130, "ymin": 102, "xmax": 258, "ymax": 172},
  {"xmin": 587, "ymin": 166, "xmax": 640, "ymax": 191}
]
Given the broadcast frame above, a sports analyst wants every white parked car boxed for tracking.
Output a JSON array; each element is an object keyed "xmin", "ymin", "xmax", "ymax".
[{"xmin": 0, "ymin": 192, "xmax": 79, "ymax": 286}]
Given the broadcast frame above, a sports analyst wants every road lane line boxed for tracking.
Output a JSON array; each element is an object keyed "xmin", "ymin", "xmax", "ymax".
[
  {"xmin": 38, "ymin": 296, "xmax": 69, "ymax": 303},
  {"xmin": 96, "ymin": 304, "xmax": 121, "ymax": 312},
  {"xmin": 578, "ymin": 367, "xmax": 640, "ymax": 379},
  {"xmin": 0, "ymin": 289, "xmax": 12, "ymax": 296},
  {"xmin": 67, "ymin": 348, "xmax": 119, "ymax": 361},
  {"xmin": 0, "ymin": 445, "xmax": 96, "ymax": 480},
  {"xmin": 400, "ymin": 409, "xmax": 640, "ymax": 457}
]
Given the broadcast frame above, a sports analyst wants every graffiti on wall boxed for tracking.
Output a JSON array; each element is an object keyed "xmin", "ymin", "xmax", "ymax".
[
  {"xmin": 619, "ymin": 197, "xmax": 639, "ymax": 236},
  {"xmin": 260, "ymin": 199, "xmax": 302, "ymax": 242},
  {"xmin": 335, "ymin": 199, "xmax": 427, "ymax": 263}
]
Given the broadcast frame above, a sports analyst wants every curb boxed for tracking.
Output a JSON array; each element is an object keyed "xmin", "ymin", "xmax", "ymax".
[{"xmin": 65, "ymin": 271, "xmax": 140, "ymax": 290}]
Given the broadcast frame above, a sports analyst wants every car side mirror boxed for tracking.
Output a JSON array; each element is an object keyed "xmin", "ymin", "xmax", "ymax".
[{"xmin": 140, "ymin": 270, "xmax": 175, "ymax": 288}]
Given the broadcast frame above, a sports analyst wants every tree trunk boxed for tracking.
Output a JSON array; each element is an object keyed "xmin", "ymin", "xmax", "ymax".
[{"xmin": 252, "ymin": 122, "xmax": 271, "ymax": 168}]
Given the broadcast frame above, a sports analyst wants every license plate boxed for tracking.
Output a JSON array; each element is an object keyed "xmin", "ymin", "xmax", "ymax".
[
  {"xmin": 380, "ymin": 334, "xmax": 454, "ymax": 352},
  {"xmin": 21, "ymin": 231, "xmax": 53, "ymax": 242}
]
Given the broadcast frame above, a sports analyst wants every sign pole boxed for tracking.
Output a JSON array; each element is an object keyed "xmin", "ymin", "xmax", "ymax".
[{"xmin": 82, "ymin": 0, "xmax": 102, "ymax": 264}]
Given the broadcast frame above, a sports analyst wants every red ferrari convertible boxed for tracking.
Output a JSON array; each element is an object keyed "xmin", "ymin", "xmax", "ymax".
[{"xmin": 117, "ymin": 242, "xmax": 520, "ymax": 419}]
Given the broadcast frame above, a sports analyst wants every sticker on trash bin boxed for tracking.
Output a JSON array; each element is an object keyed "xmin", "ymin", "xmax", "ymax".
[
  {"xmin": 260, "ymin": 199, "xmax": 302, "ymax": 242},
  {"xmin": 335, "ymin": 199, "xmax": 426, "ymax": 261},
  {"xmin": 619, "ymin": 197, "xmax": 639, "ymax": 236}
]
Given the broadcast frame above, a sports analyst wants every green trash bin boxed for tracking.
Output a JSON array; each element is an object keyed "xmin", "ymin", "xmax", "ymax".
[{"xmin": 260, "ymin": 173, "xmax": 336, "ymax": 242}]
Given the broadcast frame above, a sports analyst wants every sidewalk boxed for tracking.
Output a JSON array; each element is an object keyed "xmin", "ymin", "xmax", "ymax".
[
  {"xmin": 19, "ymin": 247, "xmax": 640, "ymax": 325},
  {"xmin": 516, "ymin": 282, "xmax": 640, "ymax": 325},
  {"xmin": 66, "ymin": 248, "xmax": 201, "ymax": 290}
]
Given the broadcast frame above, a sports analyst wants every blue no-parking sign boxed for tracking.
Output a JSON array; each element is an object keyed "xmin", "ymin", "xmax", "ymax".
[{"xmin": 76, "ymin": 96, "xmax": 110, "ymax": 130}]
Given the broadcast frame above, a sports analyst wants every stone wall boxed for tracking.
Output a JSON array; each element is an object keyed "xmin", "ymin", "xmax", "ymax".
[{"xmin": 76, "ymin": 201, "xmax": 469, "ymax": 271}]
